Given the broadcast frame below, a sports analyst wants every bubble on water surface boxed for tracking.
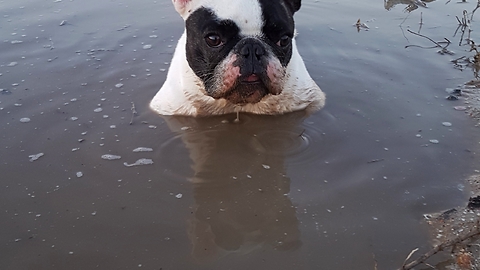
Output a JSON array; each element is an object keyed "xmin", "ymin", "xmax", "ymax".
[
  {"xmin": 143, "ymin": 44, "xmax": 152, "ymax": 50},
  {"xmin": 94, "ymin": 108, "xmax": 103, "ymax": 113},
  {"xmin": 101, "ymin": 154, "xmax": 121, "ymax": 160},
  {"xmin": 115, "ymin": 83, "xmax": 124, "ymax": 88},
  {"xmin": 20, "ymin": 118, "xmax": 31, "ymax": 123},
  {"xmin": 123, "ymin": 158, "xmax": 153, "ymax": 167},
  {"xmin": 76, "ymin": 172, "xmax": 83, "ymax": 178},
  {"xmin": 29, "ymin": 153, "xmax": 44, "ymax": 162},
  {"xmin": 429, "ymin": 139, "xmax": 440, "ymax": 144},
  {"xmin": 442, "ymin": 122, "xmax": 452, "ymax": 127},
  {"xmin": 133, "ymin": 147, "xmax": 153, "ymax": 152}
]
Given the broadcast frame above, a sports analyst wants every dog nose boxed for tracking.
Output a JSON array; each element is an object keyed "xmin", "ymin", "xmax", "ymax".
[
  {"xmin": 237, "ymin": 39, "xmax": 266, "ymax": 76},
  {"xmin": 239, "ymin": 42, "xmax": 265, "ymax": 60}
]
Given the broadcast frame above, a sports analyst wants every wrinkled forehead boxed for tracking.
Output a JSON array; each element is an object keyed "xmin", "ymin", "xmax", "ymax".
[{"xmin": 197, "ymin": 0, "xmax": 264, "ymax": 36}]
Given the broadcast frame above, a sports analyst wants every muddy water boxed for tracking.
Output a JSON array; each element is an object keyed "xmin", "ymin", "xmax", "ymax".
[{"xmin": 1, "ymin": 0, "xmax": 479, "ymax": 269}]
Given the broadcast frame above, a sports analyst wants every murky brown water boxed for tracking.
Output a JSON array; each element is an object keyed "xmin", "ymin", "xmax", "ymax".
[{"xmin": 1, "ymin": 0, "xmax": 480, "ymax": 269}]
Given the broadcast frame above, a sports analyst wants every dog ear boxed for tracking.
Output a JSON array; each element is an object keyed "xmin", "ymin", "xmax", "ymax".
[
  {"xmin": 284, "ymin": 0, "xmax": 301, "ymax": 13},
  {"xmin": 172, "ymin": 0, "xmax": 197, "ymax": 19}
]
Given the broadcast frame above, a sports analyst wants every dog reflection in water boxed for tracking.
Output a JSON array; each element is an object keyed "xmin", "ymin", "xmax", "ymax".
[{"xmin": 162, "ymin": 112, "xmax": 307, "ymax": 262}]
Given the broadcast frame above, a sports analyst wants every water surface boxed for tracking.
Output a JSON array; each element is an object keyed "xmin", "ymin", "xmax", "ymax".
[{"xmin": 1, "ymin": 0, "xmax": 479, "ymax": 269}]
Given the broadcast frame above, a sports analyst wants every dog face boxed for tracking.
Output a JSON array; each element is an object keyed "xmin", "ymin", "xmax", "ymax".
[{"xmin": 175, "ymin": 0, "xmax": 301, "ymax": 104}]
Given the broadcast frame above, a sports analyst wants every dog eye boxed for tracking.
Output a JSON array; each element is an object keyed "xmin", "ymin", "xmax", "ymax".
[
  {"xmin": 205, "ymin": 34, "xmax": 223, "ymax": 47},
  {"xmin": 276, "ymin": 35, "xmax": 291, "ymax": 47}
]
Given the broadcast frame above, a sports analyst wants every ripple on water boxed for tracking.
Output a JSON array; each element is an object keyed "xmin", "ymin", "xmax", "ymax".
[
  {"xmin": 155, "ymin": 133, "xmax": 192, "ymax": 180},
  {"xmin": 250, "ymin": 123, "xmax": 324, "ymax": 165}
]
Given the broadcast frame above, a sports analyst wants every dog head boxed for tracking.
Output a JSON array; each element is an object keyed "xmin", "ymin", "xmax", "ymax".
[{"xmin": 173, "ymin": 0, "xmax": 302, "ymax": 104}]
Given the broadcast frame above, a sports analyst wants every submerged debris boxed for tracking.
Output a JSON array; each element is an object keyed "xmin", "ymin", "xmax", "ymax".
[
  {"xmin": 384, "ymin": 0, "xmax": 427, "ymax": 12},
  {"xmin": 354, "ymin": 18, "xmax": 369, "ymax": 32},
  {"xmin": 467, "ymin": 195, "xmax": 480, "ymax": 209},
  {"xmin": 0, "ymin": 89, "xmax": 12, "ymax": 95},
  {"xmin": 446, "ymin": 94, "xmax": 459, "ymax": 100}
]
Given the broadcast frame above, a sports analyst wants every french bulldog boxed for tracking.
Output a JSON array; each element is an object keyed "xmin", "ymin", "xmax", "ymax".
[{"xmin": 150, "ymin": 0, "xmax": 325, "ymax": 116}]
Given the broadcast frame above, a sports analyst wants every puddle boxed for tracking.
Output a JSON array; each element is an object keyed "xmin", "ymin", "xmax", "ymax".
[{"xmin": 1, "ymin": 0, "xmax": 480, "ymax": 269}]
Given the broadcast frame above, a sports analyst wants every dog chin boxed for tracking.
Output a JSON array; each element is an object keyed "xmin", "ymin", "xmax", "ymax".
[{"xmin": 222, "ymin": 82, "xmax": 270, "ymax": 104}]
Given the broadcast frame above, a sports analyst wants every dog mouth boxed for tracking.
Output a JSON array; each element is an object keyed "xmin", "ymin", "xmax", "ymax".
[
  {"xmin": 242, "ymin": 74, "xmax": 261, "ymax": 84},
  {"xmin": 223, "ymin": 73, "xmax": 268, "ymax": 104}
]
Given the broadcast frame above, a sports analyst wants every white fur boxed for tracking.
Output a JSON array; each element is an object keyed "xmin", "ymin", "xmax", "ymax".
[
  {"xmin": 207, "ymin": 0, "xmax": 263, "ymax": 36},
  {"xmin": 150, "ymin": 0, "xmax": 325, "ymax": 116},
  {"xmin": 174, "ymin": 0, "xmax": 263, "ymax": 35}
]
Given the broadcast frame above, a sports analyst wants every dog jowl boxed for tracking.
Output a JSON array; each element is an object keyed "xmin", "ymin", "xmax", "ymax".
[{"xmin": 150, "ymin": 0, "xmax": 325, "ymax": 116}]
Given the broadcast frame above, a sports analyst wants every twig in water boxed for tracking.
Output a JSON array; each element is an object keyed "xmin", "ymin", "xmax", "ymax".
[
  {"xmin": 234, "ymin": 111, "xmax": 240, "ymax": 123},
  {"xmin": 472, "ymin": 0, "xmax": 480, "ymax": 20},
  {"xmin": 454, "ymin": 10, "xmax": 471, "ymax": 46},
  {"xmin": 402, "ymin": 248, "xmax": 419, "ymax": 268},
  {"xmin": 130, "ymin": 102, "xmax": 137, "ymax": 125},
  {"xmin": 399, "ymin": 13, "xmax": 412, "ymax": 43},
  {"xmin": 418, "ymin": 12, "xmax": 423, "ymax": 33},
  {"xmin": 405, "ymin": 29, "xmax": 453, "ymax": 54}
]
